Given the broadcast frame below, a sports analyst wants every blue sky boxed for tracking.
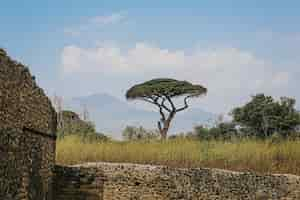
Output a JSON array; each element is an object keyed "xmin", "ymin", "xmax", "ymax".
[{"xmin": 1, "ymin": 0, "xmax": 300, "ymax": 114}]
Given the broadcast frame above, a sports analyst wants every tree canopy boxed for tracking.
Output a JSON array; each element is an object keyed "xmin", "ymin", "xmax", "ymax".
[
  {"xmin": 232, "ymin": 94, "xmax": 300, "ymax": 138},
  {"xmin": 126, "ymin": 78, "xmax": 207, "ymax": 100},
  {"xmin": 126, "ymin": 78, "xmax": 207, "ymax": 139}
]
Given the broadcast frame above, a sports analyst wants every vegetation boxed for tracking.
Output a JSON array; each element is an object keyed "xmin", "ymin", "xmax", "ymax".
[
  {"xmin": 57, "ymin": 111, "xmax": 94, "ymax": 137},
  {"xmin": 193, "ymin": 122, "xmax": 238, "ymax": 140},
  {"xmin": 126, "ymin": 78, "xmax": 207, "ymax": 139},
  {"xmin": 57, "ymin": 110, "xmax": 110, "ymax": 142},
  {"xmin": 122, "ymin": 126, "xmax": 160, "ymax": 141},
  {"xmin": 55, "ymin": 92, "xmax": 300, "ymax": 176},
  {"xmin": 232, "ymin": 94, "xmax": 300, "ymax": 138},
  {"xmin": 56, "ymin": 135, "xmax": 300, "ymax": 176},
  {"xmin": 187, "ymin": 94, "xmax": 300, "ymax": 141}
]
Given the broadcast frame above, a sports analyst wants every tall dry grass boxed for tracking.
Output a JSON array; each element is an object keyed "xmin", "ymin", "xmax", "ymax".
[{"xmin": 56, "ymin": 135, "xmax": 300, "ymax": 175}]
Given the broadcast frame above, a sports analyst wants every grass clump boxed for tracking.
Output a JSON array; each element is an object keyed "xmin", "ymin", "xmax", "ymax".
[{"xmin": 56, "ymin": 135, "xmax": 300, "ymax": 175}]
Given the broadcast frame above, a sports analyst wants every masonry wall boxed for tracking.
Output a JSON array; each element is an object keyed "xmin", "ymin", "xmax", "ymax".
[
  {"xmin": 0, "ymin": 49, "xmax": 57, "ymax": 200},
  {"xmin": 54, "ymin": 166, "xmax": 105, "ymax": 200},
  {"xmin": 54, "ymin": 162, "xmax": 300, "ymax": 200}
]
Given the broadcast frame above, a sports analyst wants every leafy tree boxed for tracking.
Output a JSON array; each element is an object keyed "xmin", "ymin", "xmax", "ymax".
[
  {"xmin": 217, "ymin": 122, "xmax": 238, "ymax": 139},
  {"xmin": 194, "ymin": 126, "xmax": 212, "ymax": 140},
  {"xmin": 232, "ymin": 94, "xmax": 300, "ymax": 138},
  {"xmin": 126, "ymin": 78, "xmax": 207, "ymax": 139},
  {"xmin": 194, "ymin": 122, "xmax": 238, "ymax": 140},
  {"xmin": 122, "ymin": 126, "xmax": 160, "ymax": 141}
]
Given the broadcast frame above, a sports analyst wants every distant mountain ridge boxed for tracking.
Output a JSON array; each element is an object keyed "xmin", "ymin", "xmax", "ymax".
[{"xmin": 65, "ymin": 93, "xmax": 216, "ymax": 139}]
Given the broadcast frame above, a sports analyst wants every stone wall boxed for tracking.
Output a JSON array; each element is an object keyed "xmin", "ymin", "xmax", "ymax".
[
  {"xmin": 0, "ymin": 49, "xmax": 57, "ymax": 200},
  {"xmin": 54, "ymin": 166, "xmax": 105, "ymax": 200},
  {"xmin": 54, "ymin": 162, "xmax": 300, "ymax": 200}
]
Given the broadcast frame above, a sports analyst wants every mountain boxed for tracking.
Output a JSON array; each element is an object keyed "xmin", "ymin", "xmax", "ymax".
[{"xmin": 65, "ymin": 93, "xmax": 216, "ymax": 139}]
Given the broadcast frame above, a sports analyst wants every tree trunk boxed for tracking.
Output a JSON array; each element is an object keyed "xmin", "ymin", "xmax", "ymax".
[
  {"xmin": 160, "ymin": 121, "xmax": 170, "ymax": 140},
  {"xmin": 159, "ymin": 128, "xmax": 168, "ymax": 140},
  {"xmin": 158, "ymin": 113, "xmax": 175, "ymax": 140}
]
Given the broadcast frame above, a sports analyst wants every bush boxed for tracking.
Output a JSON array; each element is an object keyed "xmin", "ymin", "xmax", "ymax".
[
  {"xmin": 122, "ymin": 126, "xmax": 160, "ymax": 141},
  {"xmin": 194, "ymin": 122, "xmax": 238, "ymax": 140},
  {"xmin": 57, "ymin": 110, "xmax": 110, "ymax": 142}
]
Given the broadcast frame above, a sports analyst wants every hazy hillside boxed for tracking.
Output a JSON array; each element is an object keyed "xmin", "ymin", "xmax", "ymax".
[{"xmin": 65, "ymin": 93, "xmax": 216, "ymax": 139}]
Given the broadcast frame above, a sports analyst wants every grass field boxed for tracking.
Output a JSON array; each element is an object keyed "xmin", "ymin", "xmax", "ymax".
[{"xmin": 56, "ymin": 135, "xmax": 300, "ymax": 175}]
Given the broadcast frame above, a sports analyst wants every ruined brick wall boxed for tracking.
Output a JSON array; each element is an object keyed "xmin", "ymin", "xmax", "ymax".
[
  {"xmin": 54, "ymin": 162, "xmax": 300, "ymax": 200},
  {"xmin": 54, "ymin": 166, "xmax": 105, "ymax": 200},
  {"xmin": 0, "ymin": 49, "xmax": 57, "ymax": 200}
]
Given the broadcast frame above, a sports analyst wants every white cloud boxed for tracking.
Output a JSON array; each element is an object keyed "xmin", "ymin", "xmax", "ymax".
[
  {"xmin": 61, "ymin": 42, "xmax": 185, "ymax": 74},
  {"xmin": 90, "ymin": 13, "xmax": 126, "ymax": 25},
  {"xmin": 64, "ymin": 12, "xmax": 126, "ymax": 37},
  {"xmin": 60, "ymin": 42, "xmax": 290, "ymax": 112},
  {"xmin": 61, "ymin": 46, "xmax": 82, "ymax": 73}
]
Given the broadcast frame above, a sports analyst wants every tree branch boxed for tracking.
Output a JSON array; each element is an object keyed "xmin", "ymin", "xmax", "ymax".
[
  {"xmin": 165, "ymin": 95, "xmax": 176, "ymax": 111},
  {"xmin": 159, "ymin": 98, "xmax": 166, "ymax": 121},
  {"xmin": 142, "ymin": 97, "xmax": 157, "ymax": 106},
  {"xmin": 160, "ymin": 97, "xmax": 172, "ymax": 112},
  {"xmin": 176, "ymin": 95, "xmax": 192, "ymax": 112},
  {"xmin": 145, "ymin": 95, "xmax": 172, "ymax": 113},
  {"xmin": 157, "ymin": 121, "xmax": 162, "ymax": 131},
  {"xmin": 142, "ymin": 96, "xmax": 167, "ymax": 120}
]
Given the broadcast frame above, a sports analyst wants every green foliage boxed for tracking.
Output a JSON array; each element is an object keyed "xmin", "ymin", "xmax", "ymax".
[
  {"xmin": 126, "ymin": 78, "xmax": 207, "ymax": 99},
  {"xmin": 232, "ymin": 94, "xmax": 300, "ymax": 138},
  {"xmin": 169, "ymin": 132, "xmax": 194, "ymax": 140},
  {"xmin": 126, "ymin": 78, "xmax": 207, "ymax": 139},
  {"xmin": 79, "ymin": 132, "xmax": 111, "ymax": 143},
  {"xmin": 122, "ymin": 126, "xmax": 160, "ymax": 141},
  {"xmin": 57, "ymin": 110, "xmax": 110, "ymax": 142},
  {"xmin": 60, "ymin": 110, "xmax": 80, "ymax": 120},
  {"xmin": 194, "ymin": 122, "xmax": 238, "ymax": 140},
  {"xmin": 194, "ymin": 126, "xmax": 212, "ymax": 140}
]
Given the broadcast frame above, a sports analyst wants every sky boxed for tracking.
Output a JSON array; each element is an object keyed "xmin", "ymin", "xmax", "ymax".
[{"xmin": 1, "ymin": 0, "xmax": 300, "ymax": 114}]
